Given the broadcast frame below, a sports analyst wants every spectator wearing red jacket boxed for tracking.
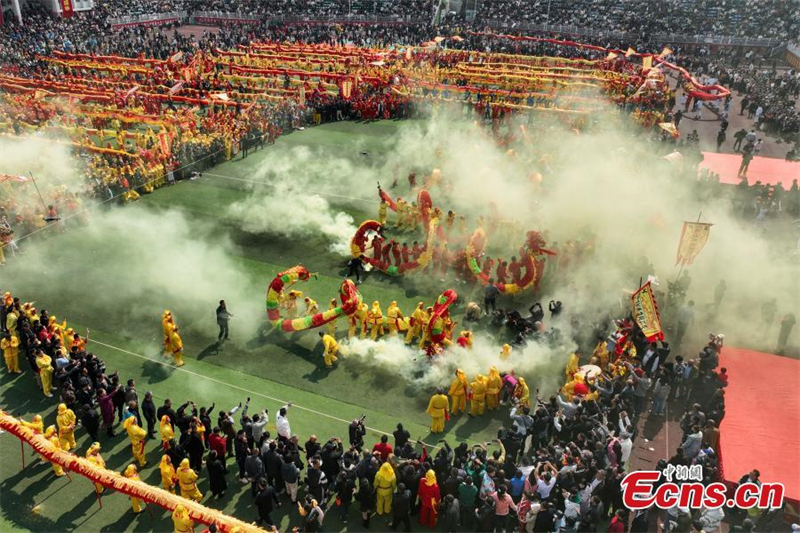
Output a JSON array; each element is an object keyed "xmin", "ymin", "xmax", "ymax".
[{"xmin": 372, "ymin": 434, "xmax": 393, "ymax": 462}]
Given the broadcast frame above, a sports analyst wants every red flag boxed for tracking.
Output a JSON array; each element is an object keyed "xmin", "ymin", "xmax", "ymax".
[
  {"xmin": 378, "ymin": 189, "xmax": 397, "ymax": 211},
  {"xmin": 60, "ymin": 0, "xmax": 74, "ymax": 18}
]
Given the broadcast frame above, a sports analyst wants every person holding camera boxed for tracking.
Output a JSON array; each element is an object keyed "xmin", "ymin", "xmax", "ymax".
[{"xmin": 349, "ymin": 415, "xmax": 366, "ymax": 450}]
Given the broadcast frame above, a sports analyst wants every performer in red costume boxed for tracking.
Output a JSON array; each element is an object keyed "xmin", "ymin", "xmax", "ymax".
[{"xmin": 417, "ymin": 469, "xmax": 441, "ymax": 528}]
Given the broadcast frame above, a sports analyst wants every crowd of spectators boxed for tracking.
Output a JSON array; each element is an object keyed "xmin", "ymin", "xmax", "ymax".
[
  {"xmin": 5, "ymin": 283, "xmax": 783, "ymax": 532},
  {"xmin": 474, "ymin": 0, "xmax": 798, "ymax": 42}
]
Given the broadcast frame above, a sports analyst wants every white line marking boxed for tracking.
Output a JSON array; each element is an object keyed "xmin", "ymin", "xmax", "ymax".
[{"xmin": 89, "ymin": 337, "xmax": 444, "ymax": 448}]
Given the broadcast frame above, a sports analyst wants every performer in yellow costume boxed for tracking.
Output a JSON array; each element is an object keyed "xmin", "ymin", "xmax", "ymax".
[
  {"xmin": 319, "ymin": 332, "xmax": 340, "ymax": 367},
  {"xmin": 56, "ymin": 403, "xmax": 77, "ymax": 451},
  {"xmin": 160, "ymin": 415, "xmax": 174, "ymax": 449},
  {"xmin": 122, "ymin": 464, "xmax": 145, "ymax": 513},
  {"xmin": 348, "ymin": 301, "xmax": 368, "ymax": 339},
  {"xmin": 5, "ymin": 307, "xmax": 18, "ymax": 336},
  {"xmin": 1, "ymin": 333, "xmax": 20, "ymax": 373},
  {"xmin": 304, "ymin": 297, "xmax": 319, "ymax": 316},
  {"xmin": 486, "ymin": 366, "xmax": 502, "ymax": 410},
  {"xmin": 378, "ymin": 198, "xmax": 388, "ymax": 225},
  {"xmin": 160, "ymin": 454, "xmax": 177, "ymax": 493},
  {"xmin": 162, "ymin": 310, "xmax": 175, "ymax": 354},
  {"xmin": 405, "ymin": 302, "xmax": 426, "ymax": 344},
  {"xmin": 177, "ymin": 458, "xmax": 203, "ymax": 501},
  {"xmin": 19, "ymin": 414, "xmax": 43, "ymax": 434},
  {"xmin": 36, "ymin": 350, "xmax": 54, "ymax": 397},
  {"xmin": 85, "ymin": 442, "xmax": 106, "ymax": 494},
  {"xmin": 418, "ymin": 306, "xmax": 434, "ymax": 348},
  {"xmin": 43, "ymin": 426, "xmax": 65, "ymax": 477},
  {"xmin": 470, "ymin": 374, "xmax": 488, "ymax": 416},
  {"xmin": 169, "ymin": 326, "xmax": 185, "ymax": 367},
  {"xmin": 394, "ymin": 199, "xmax": 408, "ymax": 229},
  {"xmin": 172, "ymin": 504, "xmax": 194, "ymax": 533},
  {"xmin": 448, "ymin": 369, "xmax": 468, "ymax": 414},
  {"xmin": 514, "ymin": 377, "xmax": 531, "ymax": 408},
  {"xmin": 373, "ymin": 461, "xmax": 397, "ymax": 515},
  {"xmin": 124, "ymin": 416, "xmax": 148, "ymax": 467},
  {"xmin": 565, "ymin": 351, "xmax": 580, "ymax": 380},
  {"xmin": 592, "ymin": 340, "xmax": 610, "ymax": 370},
  {"xmin": 426, "ymin": 387, "xmax": 449, "ymax": 433},
  {"xmin": 500, "ymin": 344, "xmax": 512, "ymax": 361},
  {"xmin": 326, "ymin": 299, "xmax": 338, "ymax": 336},
  {"xmin": 367, "ymin": 301, "xmax": 385, "ymax": 340},
  {"xmin": 385, "ymin": 301, "xmax": 404, "ymax": 336}
]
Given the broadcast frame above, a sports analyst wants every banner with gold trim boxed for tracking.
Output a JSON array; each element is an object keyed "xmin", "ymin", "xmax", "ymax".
[
  {"xmin": 631, "ymin": 281, "xmax": 663, "ymax": 342},
  {"xmin": 676, "ymin": 221, "xmax": 713, "ymax": 266}
]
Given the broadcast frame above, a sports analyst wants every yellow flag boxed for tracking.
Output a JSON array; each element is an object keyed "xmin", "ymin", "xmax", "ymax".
[
  {"xmin": 642, "ymin": 56, "xmax": 653, "ymax": 71},
  {"xmin": 606, "ymin": 52, "xmax": 618, "ymax": 60},
  {"xmin": 625, "ymin": 47, "xmax": 636, "ymax": 57},
  {"xmin": 659, "ymin": 47, "xmax": 673, "ymax": 58}
]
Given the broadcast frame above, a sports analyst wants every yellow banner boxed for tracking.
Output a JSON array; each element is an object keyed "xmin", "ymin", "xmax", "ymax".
[
  {"xmin": 631, "ymin": 282, "xmax": 663, "ymax": 342},
  {"xmin": 676, "ymin": 221, "xmax": 713, "ymax": 266}
]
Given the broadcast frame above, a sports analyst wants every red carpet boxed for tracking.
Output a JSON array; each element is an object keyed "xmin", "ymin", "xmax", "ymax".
[
  {"xmin": 699, "ymin": 152, "xmax": 800, "ymax": 186},
  {"xmin": 719, "ymin": 347, "xmax": 800, "ymax": 517}
]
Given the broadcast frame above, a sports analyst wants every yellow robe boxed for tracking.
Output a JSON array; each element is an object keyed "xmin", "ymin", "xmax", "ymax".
[
  {"xmin": 470, "ymin": 377, "xmax": 487, "ymax": 416},
  {"xmin": 373, "ymin": 462, "xmax": 397, "ymax": 515},
  {"xmin": 44, "ymin": 429, "xmax": 65, "ymax": 477},
  {"xmin": 36, "ymin": 353, "xmax": 54, "ymax": 397},
  {"xmin": 160, "ymin": 415, "xmax": 174, "ymax": 447},
  {"xmin": 386, "ymin": 303, "xmax": 403, "ymax": 335},
  {"xmin": 124, "ymin": 417, "xmax": 147, "ymax": 466},
  {"xmin": 565, "ymin": 352, "xmax": 579, "ymax": 379},
  {"xmin": 172, "ymin": 505, "xmax": 194, "ymax": 533},
  {"xmin": 123, "ymin": 466, "xmax": 145, "ymax": 513},
  {"xmin": 160, "ymin": 457, "xmax": 177, "ymax": 493},
  {"xmin": 486, "ymin": 368, "xmax": 502, "ymax": 410},
  {"xmin": 1, "ymin": 335, "xmax": 20, "ymax": 373},
  {"xmin": 177, "ymin": 461, "xmax": 203, "ymax": 501},
  {"xmin": 426, "ymin": 393, "xmax": 449, "ymax": 433},
  {"xmin": 405, "ymin": 305, "xmax": 426, "ymax": 344},
  {"xmin": 448, "ymin": 372, "xmax": 468, "ymax": 414},
  {"xmin": 368, "ymin": 303, "xmax": 384, "ymax": 340},
  {"xmin": 86, "ymin": 450, "xmax": 106, "ymax": 493},
  {"xmin": 56, "ymin": 407, "xmax": 77, "ymax": 451},
  {"xmin": 349, "ymin": 303, "xmax": 368, "ymax": 339},
  {"xmin": 169, "ymin": 330, "xmax": 184, "ymax": 367},
  {"xmin": 322, "ymin": 334, "xmax": 339, "ymax": 367}
]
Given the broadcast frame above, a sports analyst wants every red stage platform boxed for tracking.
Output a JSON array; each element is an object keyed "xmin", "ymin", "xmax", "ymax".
[
  {"xmin": 719, "ymin": 347, "xmax": 800, "ymax": 519},
  {"xmin": 699, "ymin": 152, "xmax": 800, "ymax": 187}
]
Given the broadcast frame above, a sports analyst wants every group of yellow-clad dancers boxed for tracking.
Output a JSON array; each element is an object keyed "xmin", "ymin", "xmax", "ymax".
[
  {"xmin": 426, "ymin": 367, "xmax": 531, "ymax": 433},
  {"xmin": 17, "ymin": 403, "xmax": 204, "ymax": 530}
]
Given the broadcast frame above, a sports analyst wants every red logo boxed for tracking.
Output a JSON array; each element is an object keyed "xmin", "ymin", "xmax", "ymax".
[{"xmin": 621, "ymin": 470, "xmax": 785, "ymax": 510}]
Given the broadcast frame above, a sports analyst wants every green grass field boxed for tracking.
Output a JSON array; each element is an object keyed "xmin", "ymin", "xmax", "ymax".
[{"xmin": 0, "ymin": 120, "xmax": 532, "ymax": 532}]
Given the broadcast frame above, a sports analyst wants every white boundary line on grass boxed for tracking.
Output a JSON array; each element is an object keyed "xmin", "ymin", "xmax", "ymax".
[{"xmin": 89, "ymin": 337, "xmax": 443, "ymax": 449}]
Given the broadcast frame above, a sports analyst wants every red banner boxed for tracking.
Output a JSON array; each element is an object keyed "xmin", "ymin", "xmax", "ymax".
[{"xmin": 60, "ymin": 0, "xmax": 74, "ymax": 18}]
